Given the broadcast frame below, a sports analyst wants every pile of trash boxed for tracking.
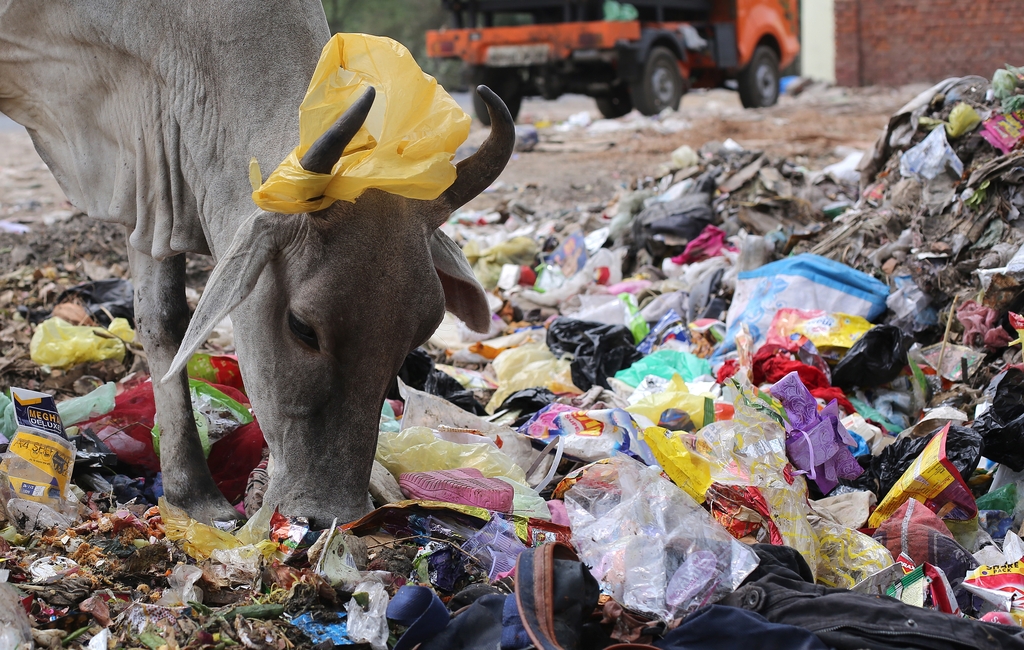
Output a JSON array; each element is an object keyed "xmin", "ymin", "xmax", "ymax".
[{"xmin": 10, "ymin": 67, "xmax": 1024, "ymax": 649}]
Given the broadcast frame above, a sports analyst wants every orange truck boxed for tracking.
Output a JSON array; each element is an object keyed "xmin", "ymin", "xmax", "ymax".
[{"xmin": 426, "ymin": 0, "xmax": 800, "ymax": 123}]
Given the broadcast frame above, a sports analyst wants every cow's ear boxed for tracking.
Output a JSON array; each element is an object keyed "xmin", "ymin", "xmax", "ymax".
[
  {"xmin": 162, "ymin": 210, "xmax": 299, "ymax": 382},
  {"xmin": 429, "ymin": 229, "xmax": 491, "ymax": 333}
]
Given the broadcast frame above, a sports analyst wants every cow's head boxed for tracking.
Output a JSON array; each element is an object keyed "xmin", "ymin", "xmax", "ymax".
[{"xmin": 164, "ymin": 86, "xmax": 513, "ymax": 527}]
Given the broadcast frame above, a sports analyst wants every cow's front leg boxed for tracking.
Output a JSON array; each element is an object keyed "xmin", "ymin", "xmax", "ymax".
[{"xmin": 128, "ymin": 247, "xmax": 240, "ymax": 524}]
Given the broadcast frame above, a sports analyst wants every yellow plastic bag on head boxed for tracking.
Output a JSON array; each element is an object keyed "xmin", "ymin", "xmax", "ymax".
[
  {"xmin": 375, "ymin": 426, "xmax": 527, "ymax": 483},
  {"xmin": 252, "ymin": 33, "xmax": 471, "ymax": 213},
  {"xmin": 485, "ymin": 343, "xmax": 582, "ymax": 413},
  {"xmin": 30, "ymin": 317, "xmax": 132, "ymax": 369}
]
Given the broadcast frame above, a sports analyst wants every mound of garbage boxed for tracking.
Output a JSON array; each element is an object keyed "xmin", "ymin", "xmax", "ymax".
[{"xmin": 8, "ymin": 66, "xmax": 1024, "ymax": 649}]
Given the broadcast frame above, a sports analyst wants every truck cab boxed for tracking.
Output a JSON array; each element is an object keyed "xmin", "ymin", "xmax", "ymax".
[{"xmin": 426, "ymin": 0, "xmax": 800, "ymax": 123}]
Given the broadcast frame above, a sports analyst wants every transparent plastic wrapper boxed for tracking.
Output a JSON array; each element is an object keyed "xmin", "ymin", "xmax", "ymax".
[
  {"xmin": 563, "ymin": 455, "xmax": 759, "ymax": 621},
  {"xmin": 697, "ymin": 383, "xmax": 819, "ymax": 572},
  {"xmin": 462, "ymin": 514, "xmax": 526, "ymax": 580},
  {"xmin": 156, "ymin": 564, "xmax": 204, "ymax": 606},
  {"xmin": 0, "ymin": 582, "xmax": 32, "ymax": 650},
  {"xmin": 486, "ymin": 343, "xmax": 581, "ymax": 413},
  {"xmin": 29, "ymin": 317, "xmax": 134, "ymax": 368},
  {"xmin": 376, "ymin": 427, "xmax": 527, "ymax": 484},
  {"xmin": 345, "ymin": 580, "xmax": 390, "ymax": 650},
  {"xmin": 0, "ymin": 429, "xmax": 75, "ymax": 510},
  {"xmin": 252, "ymin": 33, "xmax": 470, "ymax": 212},
  {"xmin": 899, "ymin": 126, "xmax": 964, "ymax": 180},
  {"xmin": 810, "ymin": 513, "xmax": 894, "ymax": 589}
]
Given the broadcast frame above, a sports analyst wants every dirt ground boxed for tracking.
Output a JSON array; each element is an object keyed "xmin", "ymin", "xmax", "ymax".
[{"xmin": 0, "ymin": 83, "xmax": 922, "ymax": 390}]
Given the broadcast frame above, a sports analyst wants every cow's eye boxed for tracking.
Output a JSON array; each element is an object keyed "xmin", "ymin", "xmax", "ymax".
[{"xmin": 288, "ymin": 311, "xmax": 319, "ymax": 351}]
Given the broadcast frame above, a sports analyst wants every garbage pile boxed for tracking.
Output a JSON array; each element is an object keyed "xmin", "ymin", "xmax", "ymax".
[{"xmin": 9, "ymin": 68, "xmax": 1024, "ymax": 649}]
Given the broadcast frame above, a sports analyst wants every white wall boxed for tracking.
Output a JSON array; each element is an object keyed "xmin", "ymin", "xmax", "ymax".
[{"xmin": 801, "ymin": 0, "xmax": 836, "ymax": 83}]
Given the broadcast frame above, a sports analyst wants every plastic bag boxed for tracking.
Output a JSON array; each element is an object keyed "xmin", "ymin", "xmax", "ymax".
[
  {"xmin": 518, "ymin": 405, "xmax": 636, "ymax": 462},
  {"xmin": 152, "ymin": 379, "xmax": 253, "ymax": 457},
  {"xmin": 252, "ymin": 33, "xmax": 470, "ymax": 213},
  {"xmin": 810, "ymin": 514, "xmax": 894, "ymax": 589},
  {"xmin": 830, "ymin": 325, "xmax": 910, "ymax": 390},
  {"xmin": 54, "ymin": 278, "xmax": 134, "ymax": 327},
  {"xmin": 464, "ymin": 236, "xmax": 539, "ymax": 290},
  {"xmin": 346, "ymin": 580, "xmax": 389, "ymax": 650},
  {"xmin": 945, "ymin": 103, "xmax": 982, "ymax": 138},
  {"xmin": 973, "ymin": 368, "xmax": 1024, "ymax": 471},
  {"xmin": 29, "ymin": 317, "xmax": 134, "ymax": 368},
  {"xmin": 56, "ymin": 382, "xmax": 116, "ymax": 427},
  {"xmin": 626, "ymin": 374, "xmax": 714, "ymax": 433},
  {"xmin": 156, "ymin": 564, "xmax": 204, "ymax": 606},
  {"xmin": 563, "ymin": 455, "xmax": 759, "ymax": 621},
  {"xmin": 546, "ymin": 318, "xmax": 642, "ymax": 391},
  {"xmin": 994, "ymin": 68, "xmax": 1018, "ymax": 100},
  {"xmin": 485, "ymin": 343, "xmax": 581, "ymax": 413},
  {"xmin": 376, "ymin": 427, "xmax": 527, "ymax": 484},
  {"xmin": 614, "ymin": 349, "xmax": 711, "ymax": 388},
  {"xmin": 0, "ymin": 583, "xmax": 32, "ymax": 650},
  {"xmin": 769, "ymin": 371, "xmax": 863, "ymax": 494},
  {"xmin": 718, "ymin": 254, "xmax": 889, "ymax": 359},
  {"xmin": 159, "ymin": 497, "xmax": 242, "ymax": 561},
  {"xmin": 900, "ymin": 126, "xmax": 964, "ymax": 180}
]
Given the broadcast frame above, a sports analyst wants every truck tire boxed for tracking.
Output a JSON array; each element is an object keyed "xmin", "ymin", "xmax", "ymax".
[
  {"xmin": 595, "ymin": 87, "xmax": 633, "ymax": 119},
  {"xmin": 738, "ymin": 45, "xmax": 780, "ymax": 108},
  {"xmin": 473, "ymin": 73, "xmax": 522, "ymax": 126},
  {"xmin": 630, "ymin": 46, "xmax": 684, "ymax": 116}
]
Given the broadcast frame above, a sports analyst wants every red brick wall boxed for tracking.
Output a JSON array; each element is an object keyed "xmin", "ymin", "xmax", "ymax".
[{"xmin": 834, "ymin": 0, "xmax": 1024, "ymax": 87}]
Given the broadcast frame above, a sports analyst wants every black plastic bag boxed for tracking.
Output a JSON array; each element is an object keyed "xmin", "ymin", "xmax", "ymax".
[
  {"xmin": 873, "ymin": 425, "xmax": 983, "ymax": 500},
  {"xmin": 424, "ymin": 369, "xmax": 486, "ymax": 416},
  {"xmin": 830, "ymin": 325, "xmax": 910, "ymax": 390},
  {"xmin": 973, "ymin": 368, "xmax": 1024, "ymax": 471},
  {"xmin": 546, "ymin": 318, "xmax": 642, "ymax": 391},
  {"xmin": 498, "ymin": 387, "xmax": 557, "ymax": 427},
  {"xmin": 55, "ymin": 279, "xmax": 134, "ymax": 327}
]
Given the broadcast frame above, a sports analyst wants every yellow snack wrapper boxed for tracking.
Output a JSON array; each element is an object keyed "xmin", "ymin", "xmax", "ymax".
[
  {"xmin": 642, "ymin": 426, "xmax": 712, "ymax": 503},
  {"xmin": 252, "ymin": 33, "xmax": 471, "ymax": 212}
]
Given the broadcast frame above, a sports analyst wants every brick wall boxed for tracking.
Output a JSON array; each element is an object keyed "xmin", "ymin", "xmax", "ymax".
[{"xmin": 834, "ymin": 0, "xmax": 1024, "ymax": 87}]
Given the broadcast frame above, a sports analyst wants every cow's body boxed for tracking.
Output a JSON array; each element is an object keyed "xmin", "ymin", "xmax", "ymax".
[{"xmin": 1, "ymin": 1, "xmax": 513, "ymax": 526}]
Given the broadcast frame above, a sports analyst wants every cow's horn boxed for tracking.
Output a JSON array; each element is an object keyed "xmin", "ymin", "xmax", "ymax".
[
  {"xmin": 299, "ymin": 86, "xmax": 376, "ymax": 174},
  {"xmin": 436, "ymin": 85, "xmax": 514, "ymax": 214}
]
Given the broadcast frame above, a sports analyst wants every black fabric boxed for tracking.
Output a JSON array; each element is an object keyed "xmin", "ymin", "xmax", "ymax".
[
  {"xmin": 515, "ymin": 544, "xmax": 601, "ymax": 650},
  {"xmin": 722, "ymin": 574, "xmax": 1024, "ymax": 650},
  {"xmin": 546, "ymin": 318, "xmax": 642, "ymax": 391},
  {"xmin": 447, "ymin": 583, "xmax": 504, "ymax": 611},
  {"xmin": 742, "ymin": 544, "xmax": 814, "ymax": 585},
  {"xmin": 654, "ymin": 605, "xmax": 828, "ymax": 650},
  {"xmin": 419, "ymin": 593, "xmax": 503, "ymax": 650},
  {"xmin": 498, "ymin": 388, "xmax": 558, "ymax": 427}
]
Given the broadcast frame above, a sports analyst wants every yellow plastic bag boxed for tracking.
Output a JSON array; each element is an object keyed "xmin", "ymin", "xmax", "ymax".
[
  {"xmin": 252, "ymin": 33, "xmax": 471, "ymax": 213},
  {"xmin": 946, "ymin": 102, "xmax": 982, "ymax": 138},
  {"xmin": 376, "ymin": 427, "xmax": 527, "ymax": 483},
  {"xmin": 159, "ymin": 497, "xmax": 243, "ymax": 561},
  {"xmin": 30, "ymin": 317, "xmax": 134, "ymax": 368},
  {"xmin": 642, "ymin": 426, "xmax": 712, "ymax": 503},
  {"xmin": 485, "ymin": 343, "xmax": 581, "ymax": 413},
  {"xmin": 626, "ymin": 375, "xmax": 714, "ymax": 429}
]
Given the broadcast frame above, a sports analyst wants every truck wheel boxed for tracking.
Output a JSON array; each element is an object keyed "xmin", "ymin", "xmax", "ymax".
[
  {"xmin": 738, "ymin": 45, "xmax": 780, "ymax": 108},
  {"xmin": 630, "ymin": 46, "xmax": 684, "ymax": 116},
  {"xmin": 473, "ymin": 74, "xmax": 522, "ymax": 126},
  {"xmin": 595, "ymin": 88, "xmax": 633, "ymax": 119}
]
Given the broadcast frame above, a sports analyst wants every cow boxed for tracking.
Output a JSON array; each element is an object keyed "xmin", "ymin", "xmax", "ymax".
[{"xmin": 0, "ymin": 1, "xmax": 513, "ymax": 527}]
